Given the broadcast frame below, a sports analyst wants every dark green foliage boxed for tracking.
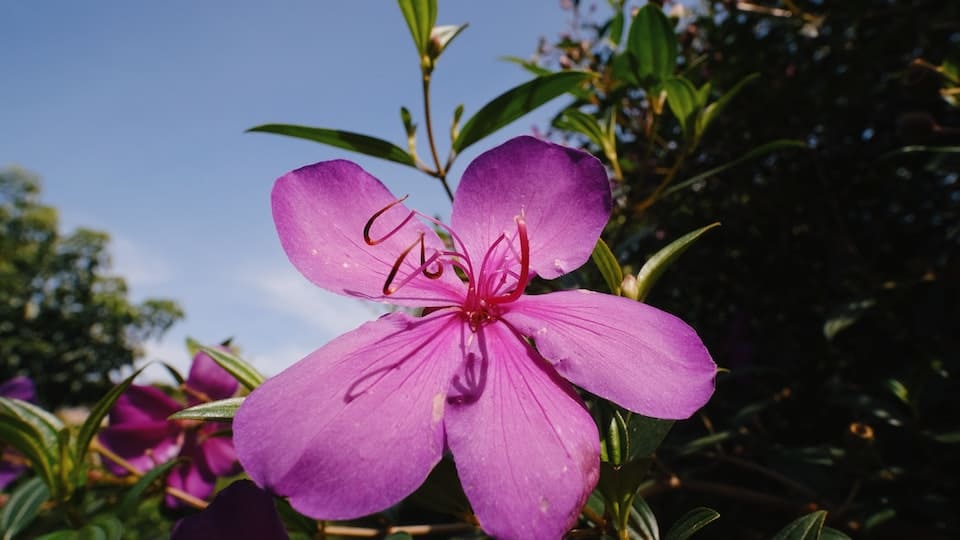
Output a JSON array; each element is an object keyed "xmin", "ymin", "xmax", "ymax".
[
  {"xmin": 0, "ymin": 168, "xmax": 183, "ymax": 407},
  {"xmin": 538, "ymin": 0, "xmax": 959, "ymax": 537}
]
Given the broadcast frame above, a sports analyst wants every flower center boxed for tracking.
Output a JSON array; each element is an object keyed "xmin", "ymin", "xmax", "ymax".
[{"xmin": 363, "ymin": 197, "xmax": 531, "ymax": 317}]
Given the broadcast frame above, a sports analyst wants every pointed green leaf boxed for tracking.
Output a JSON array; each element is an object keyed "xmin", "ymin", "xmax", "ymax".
[
  {"xmin": 696, "ymin": 73, "xmax": 759, "ymax": 138},
  {"xmin": 397, "ymin": 0, "xmax": 437, "ymax": 55},
  {"xmin": 169, "ymin": 397, "xmax": 244, "ymax": 422},
  {"xmin": 75, "ymin": 364, "xmax": 151, "ymax": 464},
  {"xmin": 696, "ymin": 82, "xmax": 712, "ymax": 107},
  {"xmin": 664, "ymin": 139, "xmax": 807, "ymax": 197},
  {"xmin": 664, "ymin": 507, "xmax": 720, "ymax": 540},
  {"xmin": 609, "ymin": 10, "xmax": 626, "ymax": 47},
  {"xmin": 626, "ymin": 4, "xmax": 678, "ymax": 86},
  {"xmin": 198, "ymin": 345, "xmax": 265, "ymax": 391},
  {"xmin": 591, "ymin": 238, "xmax": 623, "ymax": 295},
  {"xmin": 630, "ymin": 496, "xmax": 660, "ymax": 540},
  {"xmin": 453, "ymin": 71, "xmax": 591, "ymax": 153},
  {"xmin": 635, "ymin": 223, "xmax": 720, "ymax": 302},
  {"xmin": 663, "ymin": 77, "xmax": 700, "ymax": 138},
  {"xmin": 500, "ymin": 56, "xmax": 554, "ymax": 77},
  {"xmin": 0, "ymin": 414, "xmax": 57, "ymax": 496},
  {"xmin": 821, "ymin": 527, "xmax": 852, "ymax": 540},
  {"xmin": 117, "ymin": 458, "xmax": 184, "ymax": 519},
  {"xmin": 0, "ymin": 477, "xmax": 49, "ymax": 540},
  {"xmin": 0, "ymin": 398, "xmax": 63, "ymax": 456},
  {"xmin": 556, "ymin": 109, "xmax": 606, "ymax": 150},
  {"xmin": 247, "ymin": 125, "xmax": 416, "ymax": 167},
  {"xmin": 35, "ymin": 516, "xmax": 123, "ymax": 540},
  {"xmin": 771, "ymin": 510, "xmax": 828, "ymax": 540},
  {"xmin": 625, "ymin": 413, "xmax": 674, "ymax": 460}
]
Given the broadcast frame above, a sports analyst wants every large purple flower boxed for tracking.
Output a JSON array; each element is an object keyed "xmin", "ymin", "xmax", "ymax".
[
  {"xmin": 234, "ymin": 136, "xmax": 716, "ymax": 538},
  {"xmin": 99, "ymin": 351, "xmax": 241, "ymax": 506},
  {"xmin": 1, "ymin": 376, "xmax": 36, "ymax": 491}
]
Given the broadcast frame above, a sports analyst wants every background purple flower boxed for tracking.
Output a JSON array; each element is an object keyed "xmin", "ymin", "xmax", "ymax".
[
  {"xmin": 171, "ymin": 479, "xmax": 288, "ymax": 540},
  {"xmin": 98, "ymin": 350, "xmax": 241, "ymax": 506},
  {"xmin": 0, "ymin": 376, "xmax": 36, "ymax": 491},
  {"xmin": 235, "ymin": 136, "xmax": 716, "ymax": 538}
]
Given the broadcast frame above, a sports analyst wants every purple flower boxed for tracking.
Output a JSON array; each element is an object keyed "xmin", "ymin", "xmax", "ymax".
[
  {"xmin": 99, "ymin": 351, "xmax": 241, "ymax": 506},
  {"xmin": 234, "ymin": 136, "xmax": 716, "ymax": 539},
  {"xmin": 1, "ymin": 376, "xmax": 36, "ymax": 491},
  {"xmin": 171, "ymin": 480, "xmax": 289, "ymax": 540}
]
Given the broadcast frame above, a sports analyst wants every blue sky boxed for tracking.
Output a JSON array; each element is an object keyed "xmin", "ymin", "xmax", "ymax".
[{"xmin": 1, "ymin": 1, "xmax": 603, "ymax": 379}]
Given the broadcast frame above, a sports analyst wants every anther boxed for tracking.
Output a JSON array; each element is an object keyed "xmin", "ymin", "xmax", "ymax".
[
  {"xmin": 383, "ymin": 233, "xmax": 444, "ymax": 295},
  {"xmin": 363, "ymin": 195, "xmax": 414, "ymax": 245}
]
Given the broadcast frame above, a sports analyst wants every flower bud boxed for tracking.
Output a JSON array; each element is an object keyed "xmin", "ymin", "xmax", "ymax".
[{"xmin": 620, "ymin": 274, "xmax": 639, "ymax": 300}]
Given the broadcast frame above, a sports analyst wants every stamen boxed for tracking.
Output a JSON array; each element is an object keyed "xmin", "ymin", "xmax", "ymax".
[
  {"xmin": 363, "ymin": 195, "xmax": 414, "ymax": 245},
  {"xmin": 489, "ymin": 216, "xmax": 530, "ymax": 305},
  {"xmin": 383, "ymin": 233, "xmax": 444, "ymax": 295}
]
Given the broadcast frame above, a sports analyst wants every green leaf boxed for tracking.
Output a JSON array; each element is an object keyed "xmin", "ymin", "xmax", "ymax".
[
  {"xmin": 609, "ymin": 10, "xmax": 626, "ymax": 47},
  {"xmin": 117, "ymin": 459, "xmax": 184, "ymax": 519},
  {"xmin": 1, "ymin": 477, "xmax": 49, "ymax": 540},
  {"xmin": 75, "ymin": 364, "xmax": 151, "ymax": 464},
  {"xmin": 198, "ymin": 345, "xmax": 265, "ymax": 391},
  {"xmin": 626, "ymin": 3, "xmax": 678, "ymax": 86},
  {"xmin": 35, "ymin": 516, "xmax": 123, "ymax": 540},
  {"xmin": 556, "ymin": 109, "xmax": 606, "ymax": 149},
  {"xmin": 169, "ymin": 397, "xmax": 244, "ymax": 422},
  {"xmin": 591, "ymin": 241, "xmax": 623, "ymax": 297},
  {"xmin": 407, "ymin": 456, "xmax": 472, "ymax": 518},
  {"xmin": 771, "ymin": 510, "xmax": 827, "ymax": 540},
  {"xmin": 664, "ymin": 139, "xmax": 808, "ymax": 197},
  {"xmin": 0, "ymin": 398, "xmax": 63, "ymax": 456},
  {"xmin": 500, "ymin": 56, "xmax": 554, "ymax": 77},
  {"xmin": 823, "ymin": 298, "xmax": 877, "ymax": 340},
  {"xmin": 397, "ymin": 0, "xmax": 437, "ymax": 56},
  {"xmin": 453, "ymin": 71, "xmax": 591, "ymax": 153},
  {"xmin": 630, "ymin": 496, "xmax": 660, "ymax": 540},
  {"xmin": 663, "ymin": 77, "xmax": 700, "ymax": 138},
  {"xmin": 821, "ymin": 527, "xmax": 852, "ymax": 540},
  {"xmin": 696, "ymin": 73, "xmax": 759, "ymax": 138},
  {"xmin": 247, "ymin": 125, "xmax": 416, "ymax": 167},
  {"xmin": 635, "ymin": 223, "xmax": 720, "ymax": 302},
  {"xmin": 186, "ymin": 336, "xmax": 203, "ymax": 357},
  {"xmin": 625, "ymin": 413, "xmax": 674, "ymax": 461},
  {"xmin": 664, "ymin": 507, "xmax": 720, "ymax": 540},
  {"xmin": 0, "ymin": 413, "xmax": 58, "ymax": 496}
]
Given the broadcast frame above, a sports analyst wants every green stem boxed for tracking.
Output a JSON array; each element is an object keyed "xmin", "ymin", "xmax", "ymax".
[{"xmin": 421, "ymin": 74, "xmax": 454, "ymax": 202}]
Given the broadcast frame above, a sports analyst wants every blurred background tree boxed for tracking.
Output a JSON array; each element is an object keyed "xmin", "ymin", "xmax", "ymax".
[
  {"xmin": 531, "ymin": 0, "xmax": 959, "ymax": 537},
  {"xmin": 0, "ymin": 167, "xmax": 183, "ymax": 408}
]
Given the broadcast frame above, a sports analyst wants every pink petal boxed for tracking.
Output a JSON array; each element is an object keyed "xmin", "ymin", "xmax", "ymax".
[
  {"xmin": 444, "ymin": 322, "xmax": 599, "ymax": 540},
  {"xmin": 233, "ymin": 310, "xmax": 464, "ymax": 519},
  {"xmin": 186, "ymin": 349, "xmax": 239, "ymax": 403},
  {"xmin": 0, "ymin": 376, "xmax": 35, "ymax": 402},
  {"xmin": 450, "ymin": 136, "xmax": 611, "ymax": 279},
  {"xmin": 199, "ymin": 430, "xmax": 240, "ymax": 477},
  {"xmin": 272, "ymin": 161, "xmax": 466, "ymax": 306},
  {"xmin": 166, "ymin": 459, "xmax": 216, "ymax": 508},
  {"xmin": 98, "ymin": 422, "xmax": 182, "ymax": 476},
  {"xmin": 503, "ymin": 290, "xmax": 716, "ymax": 419},
  {"xmin": 109, "ymin": 384, "xmax": 183, "ymax": 425}
]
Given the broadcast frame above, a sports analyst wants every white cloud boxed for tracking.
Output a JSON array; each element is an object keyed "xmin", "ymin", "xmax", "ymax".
[
  {"xmin": 246, "ymin": 266, "xmax": 382, "ymax": 338},
  {"xmin": 110, "ymin": 233, "xmax": 175, "ymax": 289}
]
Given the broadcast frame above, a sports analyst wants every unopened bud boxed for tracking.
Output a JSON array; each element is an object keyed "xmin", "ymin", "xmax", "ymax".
[{"xmin": 620, "ymin": 274, "xmax": 639, "ymax": 300}]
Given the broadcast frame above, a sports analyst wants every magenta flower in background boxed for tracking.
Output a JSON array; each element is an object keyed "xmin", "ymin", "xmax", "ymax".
[
  {"xmin": 234, "ymin": 136, "xmax": 716, "ymax": 539},
  {"xmin": 171, "ymin": 479, "xmax": 289, "ymax": 540},
  {"xmin": 99, "ymin": 351, "xmax": 241, "ymax": 506},
  {"xmin": 1, "ymin": 376, "xmax": 36, "ymax": 491}
]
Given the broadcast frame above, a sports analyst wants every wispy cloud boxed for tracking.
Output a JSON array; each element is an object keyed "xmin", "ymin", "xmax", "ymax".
[
  {"xmin": 245, "ymin": 266, "xmax": 383, "ymax": 339},
  {"xmin": 110, "ymin": 233, "xmax": 175, "ymax": 289}
]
